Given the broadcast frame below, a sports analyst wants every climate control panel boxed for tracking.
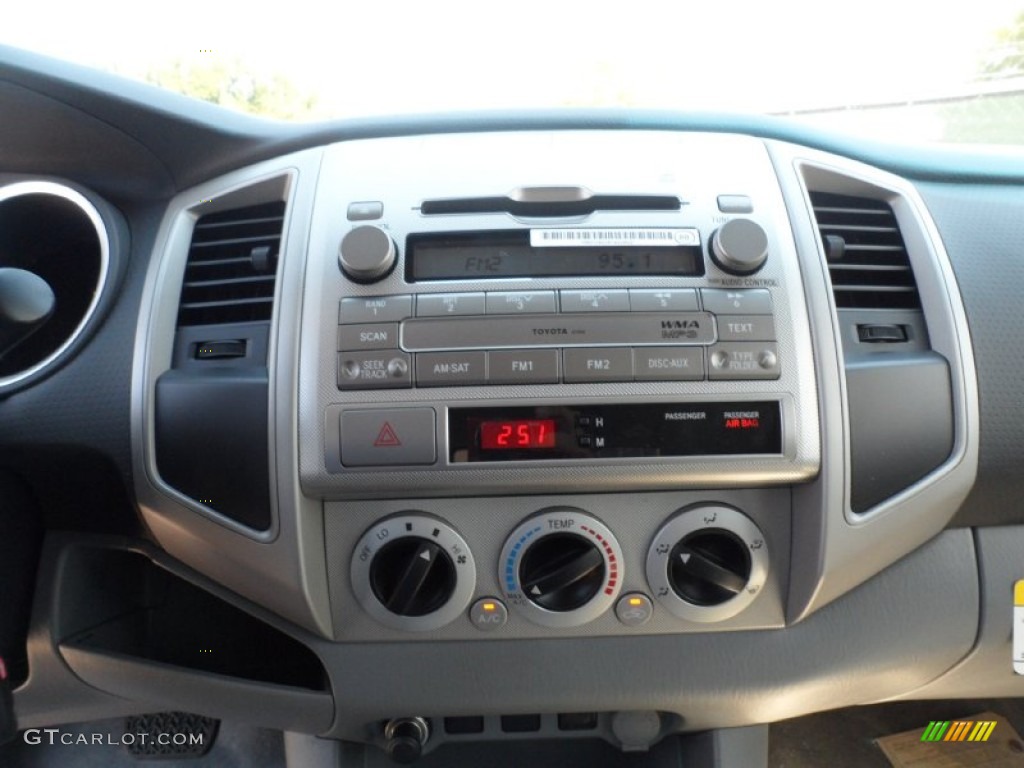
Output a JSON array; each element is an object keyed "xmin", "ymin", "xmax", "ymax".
[{"xmin": 333, "ymin": 489, "xmax": 787, "ymax": 641}]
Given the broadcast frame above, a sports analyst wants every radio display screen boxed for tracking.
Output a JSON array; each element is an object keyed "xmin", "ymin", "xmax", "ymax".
[{"xmin": 407, "ymin": 230, "xmax": 704, "ymax": 281}]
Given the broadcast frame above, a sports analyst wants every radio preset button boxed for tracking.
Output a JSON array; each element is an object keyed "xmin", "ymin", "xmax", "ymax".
[
  {"xmin": 340, "ymin": 408, "xmax": 436, "ymax": 467},
  {"xmin": 716, "ymin": 315, "xmax": 776, "ymax": 342},
  {"xmin": 416, "ymin": 292, "xmax": 485, "ymax": 317},
  {"xmin": 416, "ymin": 351, "xmax": 486, "ymax": 387},
  {"xmin": 707, "ymin": 342, "xmax": 780, "ymax": 380},
  {"xmin": 634, "ymin": 347, "xmax": 705, "ymax": 381},
  {"xmin": 563, "ymin": 348, "xmax": 634, "ymax": 383},
  {"xmin": 337, "ymin": 350, "xmax": 412, "ymax": 389},
  {"xmin": 560, "ymin": 289, "xmax": 630, "ymax": 313},
  {"xmin": 337, "ymin": 323, "xmax": 399, "ymax": 351},
  {"xmin": 628, "ymin": 289, "xmax": 699, "ymax": 312},
  {"xmin": 488, "ymin": 349, "xmax": 559, "ymax": 384},
  {"xmin": 339, "ymin": 295, "xmax": 412, "ymax": 324},
  {"xmin": 486, "ymin": 291, "xmax": 557, "ymax": 314},
  {"xmin": 700, "ymin": 288, "xmax": 772, "ymax": 315}
]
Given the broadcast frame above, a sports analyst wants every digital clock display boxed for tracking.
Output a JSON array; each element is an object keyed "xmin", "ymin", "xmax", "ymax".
[
  {"xmin": 479, "ymin": 419, "xmax": 557, "ymax": 450},
  {"xmin": 407, "ymin": 230, "xmax": 703, "ymax": 281}
]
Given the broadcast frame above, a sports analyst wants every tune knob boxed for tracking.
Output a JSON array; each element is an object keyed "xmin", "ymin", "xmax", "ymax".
[
  {"xmin": 339, "ymin": 224, "xmax": 396, "ymax": 282},
  {"xmin": 710, "ymin": 218, "xmax": 768, "ymax": 275},
  {"xmin": 646, "ymin": 504, "xmax": 769, "ymax": 623},
  {"xmin": 500, "ymin": 508, "xmax": 622, "ymax": 628},
  {"xmin": 351, "ymin": 514, "xmax": 476, "ymax": 631}
]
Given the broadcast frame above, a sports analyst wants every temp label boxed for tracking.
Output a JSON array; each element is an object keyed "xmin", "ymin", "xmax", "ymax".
[
  {"xmin": 530, "ymin": 228, "xmax": 700, "ymax": 247},
  {"xmin": 1014, "ymin": 580, "xmax": 1024, "ymax": 674}
]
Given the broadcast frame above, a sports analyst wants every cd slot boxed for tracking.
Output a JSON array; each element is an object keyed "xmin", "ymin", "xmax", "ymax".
[{"xmin": 419, "ymin": 194, "xmax": 681, "ymax": 217}]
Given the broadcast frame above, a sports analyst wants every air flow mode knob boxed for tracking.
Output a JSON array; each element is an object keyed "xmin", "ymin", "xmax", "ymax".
[
  {"xmin": 646, "ymin": 504, "xmax": 769, "ymax": 623},
  {"xmin": 339, "ymin": 224, "xmax": 396, "ymax": 282},
  {"xmin": 710, "ymin": 218, "xmax": 769, "ymax": 275},
  {"xmin": 351, "ymin": 514, "xmax": 476, "ymax": 631}
]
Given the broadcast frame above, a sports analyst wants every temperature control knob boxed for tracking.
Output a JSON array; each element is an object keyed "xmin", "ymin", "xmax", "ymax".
[
  {"xmin": 647, "ymin": 504, "xmax": 769, "ymax": 623},
  {"xmin": 500, "ymin": 508, "xmax": 622, "ymax": 628},
  {"xmin": 339, "ymin": 225, "xmax": 396, "ymax": 282},
  {"xmin": 351, "ymin": 514, "xmax": 476, "ymax": 631},
  {"xmin": 710, "ymin": 218, "xmax": 768, "ymax": 275},
  {"xmin": 519, "ymin": 533, "xmax": 605, "ymax": 612}
]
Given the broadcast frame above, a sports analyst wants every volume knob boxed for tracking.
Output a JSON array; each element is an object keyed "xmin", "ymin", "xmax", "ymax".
[
  {"xmin": 339, "ymin": 225, "xmax": 396, "ymax": 282},
  {"xmin": 710, "ymin": 218, "xmax": 768, "ymax": 275}
]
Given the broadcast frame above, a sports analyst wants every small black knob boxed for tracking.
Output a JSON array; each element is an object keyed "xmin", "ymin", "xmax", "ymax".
[
  {"xmin": 384, "ymin": 717, "xmax": 429, "ymax": 764},
  {"xmin": 669, "ymin": 530, "xmax": 751, "ymax": 606},
  {"xmin": 519, "ymin": 533, "xmax": 605, "ymax": 612},
  {"xmin": 370, "ymin": 538, "xmax": 456, "ymax": 617}
]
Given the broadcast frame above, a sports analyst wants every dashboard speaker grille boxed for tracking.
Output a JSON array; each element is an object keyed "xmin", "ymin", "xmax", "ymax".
[
  {"xmin": 809, "ymin": 191, "xmax": 921, "ymax": 310},
  {"xmin": 177, "ymin": 201, "xmax": 285, "ymax": 327}
]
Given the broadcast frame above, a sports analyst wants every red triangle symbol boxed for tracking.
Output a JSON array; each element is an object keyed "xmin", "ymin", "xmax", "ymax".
[{"xmin": 373, "ymin": 422, "xmax": 402, "ymax": 447}]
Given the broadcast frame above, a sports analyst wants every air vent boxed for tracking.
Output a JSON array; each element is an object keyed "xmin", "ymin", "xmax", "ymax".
[
  {"xmin": 809, "ymin": 191, "xmax": 921, "ymax": 310},
  {"xmin": 177, "ymin": 201, "xmax": 286, "ymax": 327}
]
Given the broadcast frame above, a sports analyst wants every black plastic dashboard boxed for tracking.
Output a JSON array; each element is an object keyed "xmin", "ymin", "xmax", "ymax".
[{"xmin": 1, "ymin": 43, "xmax": 1024, "ymax": 763}]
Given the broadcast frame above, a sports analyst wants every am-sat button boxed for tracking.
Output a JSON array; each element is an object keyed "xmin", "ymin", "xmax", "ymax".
[{"xmin": 340, "ymin": 408, "xmax": 436, "ymax": 467}]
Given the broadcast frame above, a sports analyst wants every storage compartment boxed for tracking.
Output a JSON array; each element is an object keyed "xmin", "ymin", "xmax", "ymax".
[{"xmin": 53, "ymin": 543, "xmax": 332, "ymax": 733}]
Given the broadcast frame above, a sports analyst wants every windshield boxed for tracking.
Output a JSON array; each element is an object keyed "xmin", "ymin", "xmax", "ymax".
[{"xmin": 4, "ymin": 0, "xmax": 1024, "ymax": 144}]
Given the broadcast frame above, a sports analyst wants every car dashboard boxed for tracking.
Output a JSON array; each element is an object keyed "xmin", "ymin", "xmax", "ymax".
[{"xmin": 1, "ymin": 43, "xmax": 1022, "ymax": 767}]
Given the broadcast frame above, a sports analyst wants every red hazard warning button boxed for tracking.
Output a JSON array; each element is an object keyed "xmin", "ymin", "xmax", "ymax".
[
  {"xmin": 341, "ymin": 408, "xmax": 436, "ymax": 467},
  {"xmin": 373, "ymin": 422, "xmax": 402, "ymax": 447}
]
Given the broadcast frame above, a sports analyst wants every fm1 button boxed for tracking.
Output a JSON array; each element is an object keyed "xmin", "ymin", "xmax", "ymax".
[
  {"xmin": 615, "ymin": 593, "xmax": 654, "ymax": 627},
  {"xmin": 469, "ymin": 598, "xmax": 508, "ymax": 631}
]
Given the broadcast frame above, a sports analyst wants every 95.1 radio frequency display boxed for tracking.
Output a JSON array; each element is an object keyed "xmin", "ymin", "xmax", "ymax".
[{"xmin": 407, "ymin": 229, "xmax": 704, "ymax": 281}]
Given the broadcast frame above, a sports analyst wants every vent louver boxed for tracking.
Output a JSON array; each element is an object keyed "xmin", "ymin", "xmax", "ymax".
[
  {"xmin": 177, "ymin": 201, "xmax": 286, "ymax": 327},
  {"xmin": 810, "ymin": 191, "xmax": 921, "ymax": 310}
]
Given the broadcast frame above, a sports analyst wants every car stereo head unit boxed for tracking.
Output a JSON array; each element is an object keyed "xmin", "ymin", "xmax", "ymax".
[{"xmin": 300, "ymin": 131, "xmax": 821, "ymax": 498}]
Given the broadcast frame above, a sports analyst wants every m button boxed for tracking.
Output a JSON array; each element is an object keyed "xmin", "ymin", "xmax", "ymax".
[{"xmin": 340, "ymin": 408, "xmax": 436, "ymax": 467}]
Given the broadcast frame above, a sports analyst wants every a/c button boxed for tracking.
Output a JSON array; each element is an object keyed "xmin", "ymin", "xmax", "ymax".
[{"xmin": 340, "ymin": 408, "xmax": 436, "ymax": 467}]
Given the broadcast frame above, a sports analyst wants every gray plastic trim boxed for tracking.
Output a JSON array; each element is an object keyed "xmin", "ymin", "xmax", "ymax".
[
  {"xmin": 890, "ymin": 525, "xmax": 1024, "ymax": 701},
  {"xmin": 769, "ymin": 143, "xmax": 980, "ymax": 619},
  {"xmin": 0, "ymin": 180, "xmax": 111, "ymax": 391},
  {"xmin": 131, "ymin": 149, "xmax": 334, "ymax": 636}
]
